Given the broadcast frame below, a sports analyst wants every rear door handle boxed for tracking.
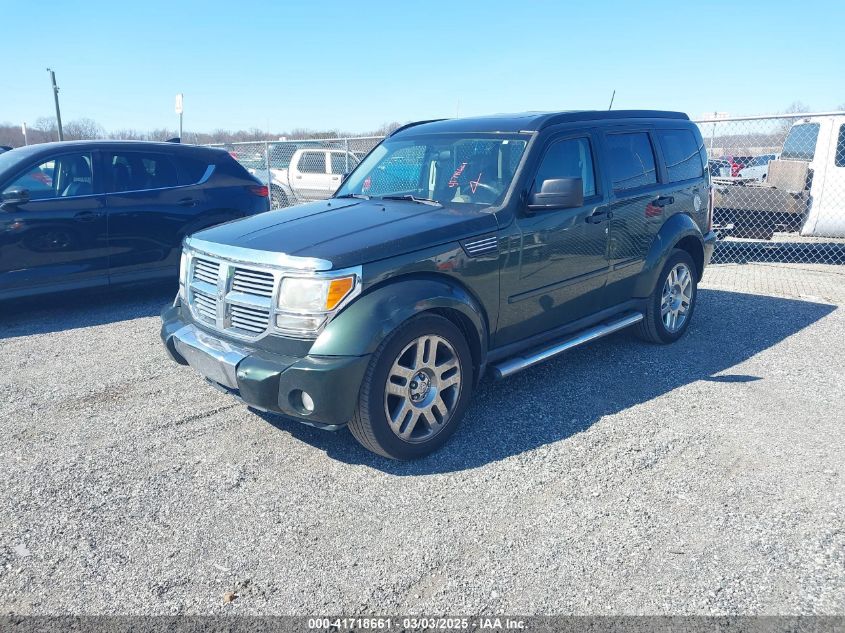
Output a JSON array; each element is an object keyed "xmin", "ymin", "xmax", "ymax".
[
  {"xmin": 585, "ymin": 209, "xmax": 612, "ymax": 224},
  {"xmin": 178, "ymin": 198, "xmax": 197, "ymax": 207},
  {"xmin": 652, "ymin": 196, "xmax": 675, "ymax": 208},
  {"xmin": 73, "ymin": 211, "xmax": 102, "ymax": 222}
]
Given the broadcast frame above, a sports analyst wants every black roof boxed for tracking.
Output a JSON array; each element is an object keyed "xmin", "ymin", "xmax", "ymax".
[
  {"xmin": 2, "ymin": 139, "xmax": 227, "ymax": 162},
  {"xmin": 392, "ymin": 110, "xmax": 690, "ymax": 136}
]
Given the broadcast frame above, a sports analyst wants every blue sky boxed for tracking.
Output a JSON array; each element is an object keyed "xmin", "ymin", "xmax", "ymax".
[{"xmin": 3, "ymin": 0, "xmax": 844, "ymax": 134}]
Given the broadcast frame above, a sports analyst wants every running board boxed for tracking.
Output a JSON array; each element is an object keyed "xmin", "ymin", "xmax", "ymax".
[{"xmin": 491, "ymin": 312, "xmax": 644, "ymax": 380}]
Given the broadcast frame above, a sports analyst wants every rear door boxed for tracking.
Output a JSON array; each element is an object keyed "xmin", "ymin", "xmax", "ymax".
[
  {"xmin": 294, "ymin": 151, "xmax": 331, "ymax": 200},
  {"xmin": 601, "ymin": 129, "xmax": 669, "ymax": 302},
  {"xmin": 654, "ymin": 126, "xmax": 708, "ymax": 231},
  {"xmin": 104, "ymin": 149, "xmax": 202, "ymax": 282},
  {"xmin": 0, "ymin": 150, "xmax": 108, "ymax": 297}
]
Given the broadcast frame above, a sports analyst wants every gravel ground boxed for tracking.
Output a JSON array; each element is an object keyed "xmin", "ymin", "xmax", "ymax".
[{"xmin": 0, "ymin": 265, "xmax": 843, "ymax": 616}]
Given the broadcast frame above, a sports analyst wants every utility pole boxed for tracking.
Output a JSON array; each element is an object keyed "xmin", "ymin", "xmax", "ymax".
[
  {"xmin": 175, "ymin": 93, "xmax": 184, "ymax": 141},
  {"xmin": 46, "ymin": 68, "xmax": 64, "ymax": 141}
]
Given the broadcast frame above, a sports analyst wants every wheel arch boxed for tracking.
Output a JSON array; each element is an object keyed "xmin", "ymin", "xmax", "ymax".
[
  {"xmin": 309, "ymin": 273, "xmax": 490, "ymax": 379},
  {"xmin": 632, "ymin": 213, "xmax": 705, "ymax": 298}
]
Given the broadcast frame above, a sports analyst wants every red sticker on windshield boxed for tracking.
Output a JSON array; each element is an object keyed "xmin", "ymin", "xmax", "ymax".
[
  {"xmin": 448, "ymin": 162, "xmax": 468, "ymax": 187},
  {"xmin": 469, "ymin": 173, "xmax": 483, "ymax": 193},
  {"xmin": 363, "ymin": 177, "xmax": 371, "ymax": 191}
]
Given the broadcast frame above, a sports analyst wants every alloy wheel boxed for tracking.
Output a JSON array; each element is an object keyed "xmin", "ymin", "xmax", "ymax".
[
  {"xmin": 383, "ymin": 335, "xmax": 462, "ymax": 443},
  {"xmin": 661, "ymin": 263, "xmax": 693, "ymax": 333}
]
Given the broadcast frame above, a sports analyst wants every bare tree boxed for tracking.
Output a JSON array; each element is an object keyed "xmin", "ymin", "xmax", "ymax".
[{"xmin": 62, "ymin": 118, "xmax": 105, "ymax": 141}]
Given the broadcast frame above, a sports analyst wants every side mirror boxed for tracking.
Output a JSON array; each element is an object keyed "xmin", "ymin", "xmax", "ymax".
[
  {"xmin": 526, "ymin": 178, "xmax": 583, "ymax": 212},
  {"xmin": 1, "ymin": 188, "xmax": 30, "ymax": 208}
]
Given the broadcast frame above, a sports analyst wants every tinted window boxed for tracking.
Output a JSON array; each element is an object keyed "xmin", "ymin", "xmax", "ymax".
[
  {"xmin": 533, "ymin": 137, "xmax": 596, "ymax": 197},
  {"xmin": 606, "ymin": 132, "xmax": 658, "ymax": 190},
  {"xmin": 298, "ymin": 152, "xmax": 326, "ymax": 174},
  {"xmin": 3, "ymin": 153, "xmax": 93, "ymax": 199},
  {"xmin": 178, "ymin": 156, "xmax": 210, "ymax": 184},
  {"xmin": 836, "ymin": 125, "xmax": 845, "ymax": 168},
  {"xmin": 106, "ymin": 152, "xmax": 178, "ymax": 193},
  {"xmin": 781, "ymin": 123, "xmax": 820, "ymax": 161},
  {"xmin": 658, "ymin": 129, "xmax": 703, "ymax": 182},
  {"xmin": 330, "ymin": 153, "xmax": 358, "ymax": 175}
]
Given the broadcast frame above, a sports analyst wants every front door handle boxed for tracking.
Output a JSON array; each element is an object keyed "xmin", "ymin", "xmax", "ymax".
[
  {"xmin": 652, "ymin": 196, "xmax": 675, "ymax": 208},
  {"xmin": 178, "ymin": 198, "xmax": 197, "ymax": 207},
  {"xmin": 585, "ymin": 209, "xmax": 613, "ymax": 224},
  {"xmin": 73, "ymin": 211, "xmax": 101, "ymax": 222}
]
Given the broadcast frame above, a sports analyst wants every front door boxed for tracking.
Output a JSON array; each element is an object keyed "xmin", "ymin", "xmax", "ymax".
[
  {"xmin": 496, "ymin": 133, "xmax": 610, "ymax": 347},
  {"xmin": 0, "ymin": 151, "xmax": 108, "ymax": 296}
]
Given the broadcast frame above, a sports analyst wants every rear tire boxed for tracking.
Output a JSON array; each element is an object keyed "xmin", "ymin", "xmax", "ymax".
[
  {"xmin": 349, "ymin": 314, "xmax": 473, "ymax": 460},
  {"xmin": 635, "ymin": 248, "xmax": 698, "ymax": 344},
  {"xmin": 270, "ymin": 186, "xmax": 288, "ymax": 209}
]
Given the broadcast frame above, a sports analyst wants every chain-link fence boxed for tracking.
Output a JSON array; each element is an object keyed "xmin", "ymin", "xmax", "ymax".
[
  {"xmin": 695, "ymin": 112, "xmax": 845, "ymax": 265},
  {"xmin": 209, "ymin": 136, "xmax": 383, "ymax": 209},
  {"xmin": 215, "ymin": 114, "xmax": 845, "ymax": 267}
]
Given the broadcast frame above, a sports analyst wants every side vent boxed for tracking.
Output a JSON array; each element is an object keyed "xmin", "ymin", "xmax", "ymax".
[{"xmin": 461, "ymin": 235, "xmax": 499, "ymax": 258}]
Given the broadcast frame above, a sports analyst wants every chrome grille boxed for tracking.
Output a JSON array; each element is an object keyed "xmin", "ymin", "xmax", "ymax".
[
  {"xmin": 232, "ymin": 268, "xmax": 274, "ymax": 297},
  {"xmin": 193, "ymin": 257, "xmax": 219, "ymax": 284},
  {"xmin": 230, "ymin": 304, "xmax": 271, "ymax": 335},
  {"xmin": 192, "ymin": 289, "xmax": 217, "ymax": 324},
  {"xmin": 186, "ymin": 252, "xmax": 278, "ymax": 340}
]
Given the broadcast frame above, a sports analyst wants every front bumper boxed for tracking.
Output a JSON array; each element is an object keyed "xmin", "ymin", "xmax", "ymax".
[{"xmin": 161, "ymin": 304, "xmax": 370, "ymax": 429}]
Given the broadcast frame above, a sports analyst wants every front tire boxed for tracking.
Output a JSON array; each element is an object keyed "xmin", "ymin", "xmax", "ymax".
[
  {"xmin": 349, "ymin": 314, "xmax": 474, "ymax": 460},
  {"xmin": 636, "ymin": 248, "xmax": 698, "ymax": 344}
]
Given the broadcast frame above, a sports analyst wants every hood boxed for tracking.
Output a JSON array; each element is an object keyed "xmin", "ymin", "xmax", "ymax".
[{"xmin": 192, "ymin": 198, "xmax": 499, "ymax": 269}]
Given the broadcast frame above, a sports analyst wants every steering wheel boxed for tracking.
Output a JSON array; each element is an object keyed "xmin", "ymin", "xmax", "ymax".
[{"xmin": 467, "ymin": 181, "xmax": 502, "ymax": 203}]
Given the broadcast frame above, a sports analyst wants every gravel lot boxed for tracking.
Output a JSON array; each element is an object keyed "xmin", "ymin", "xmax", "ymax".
[{"xmin": 1, "ymin": 264, "xmax": 843, "ymax": 616}]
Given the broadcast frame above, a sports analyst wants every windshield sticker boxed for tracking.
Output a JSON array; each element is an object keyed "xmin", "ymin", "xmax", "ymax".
[
  {"xmin": 448, "ymin": 162, "xmax": 468, "ymax": 188},
  {"xmin": 363, "ymin": 176, "xmax": 371, "ymax": 191},
  {"xmin": 469, "ymin": 172, "xmax": 483, "ymax": 194}
]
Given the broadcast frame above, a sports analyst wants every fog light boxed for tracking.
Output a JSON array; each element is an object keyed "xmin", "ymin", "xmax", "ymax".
[
  {"xmin": 290, "ymin": 389, "xmax": 315, "ymax": 415},
  {"xmin": 301, "ymin": 391, "xmax": 315, "ymax": 413}
]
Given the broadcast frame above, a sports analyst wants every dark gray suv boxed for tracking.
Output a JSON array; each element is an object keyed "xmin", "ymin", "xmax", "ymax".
[{"xmin": 162, "ymin": 110, "xmax": 717, "ymax": 459}]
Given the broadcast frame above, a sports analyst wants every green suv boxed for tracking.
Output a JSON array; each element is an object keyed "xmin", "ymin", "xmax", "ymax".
[{"xmin": 161, "ymin": 111, "xmax": 717, "ymax": 459}]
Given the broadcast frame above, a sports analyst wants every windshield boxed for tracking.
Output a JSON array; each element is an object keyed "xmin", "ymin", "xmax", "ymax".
[
  {"xmin": 748, "ymin": 154, "xmax": 775, "ymax": 167},
  {"xmin": 335, "ymin": 133, "xmax": 530, "ymax": 208},
  {"xmin": 781, "ymin": 123, "xmax": 820, "ymax": 161}
]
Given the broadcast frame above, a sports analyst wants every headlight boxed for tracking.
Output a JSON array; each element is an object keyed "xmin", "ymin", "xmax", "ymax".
[
  {"xmin": 274, "ymin": 271, "xmax": 359, "ymax": 338},
  {"xmin": 278, "ymin": 275, "xmax": 356, "ymax": 312}
]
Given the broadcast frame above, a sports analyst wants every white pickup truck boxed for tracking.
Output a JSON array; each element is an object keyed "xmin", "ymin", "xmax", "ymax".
[
  {"xmin": 713, "ymin": 115, "xmax": 845, "ymax": 238},
  {"xmin": 250, "ymin": 148, "xmax": 359, "ymax": 208}
]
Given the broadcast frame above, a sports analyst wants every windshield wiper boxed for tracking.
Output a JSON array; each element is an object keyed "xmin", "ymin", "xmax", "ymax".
[
  {"xmin": 380, "ymin": 195, "xmax": 441, "ymax": 206},
  {"xmin": 335, "ymin": 193, "xmax": 370, "ymax": 200}
]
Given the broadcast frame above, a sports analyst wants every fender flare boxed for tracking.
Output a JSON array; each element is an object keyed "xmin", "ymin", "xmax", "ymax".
[
  {"xmin": 310, "ymin": 276, "xmax": 489, "ymax": 365},
  {"xmin": 631, "ymin": 213, "xmax": 705, "ymax": 298}
]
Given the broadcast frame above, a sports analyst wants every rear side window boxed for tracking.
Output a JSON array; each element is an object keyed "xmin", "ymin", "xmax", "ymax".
[
  {"xmin": 605, "ymin": 132, "xmax": 657, "ymax": 190},
  {"xmin": 781, "ymin": 123, "xmax": 820, "ymax": 161},
  {"xmin": 657, "ymin": 129, "xmax": 703, "ymax": 182},
  {"xmin": 836, "ymin": 125, "xmax": 845, "ymax": 168},
  {"xmin": 533, "ymin": 137, "xmax": 597, "ymax": 197},
  {"xmin": 106, "ymin": 152, "xmax": 178, "ymax": 193},
  {"xmin": 177, "ymin": 156, "xmax": 210, "ymax": 184},
  {"xmin": 298, "ymin": 152, "xmax": 326, "ymax": 174}
]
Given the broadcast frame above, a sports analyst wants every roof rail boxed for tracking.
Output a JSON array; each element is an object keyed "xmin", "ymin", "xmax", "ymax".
[
  {"xmin": 539, "ymin": 110, "xmax": 688, "ymax": 129},
  {"xmin": 389, "ymin": 119, "xmax": 447, "ymax": 137}
]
